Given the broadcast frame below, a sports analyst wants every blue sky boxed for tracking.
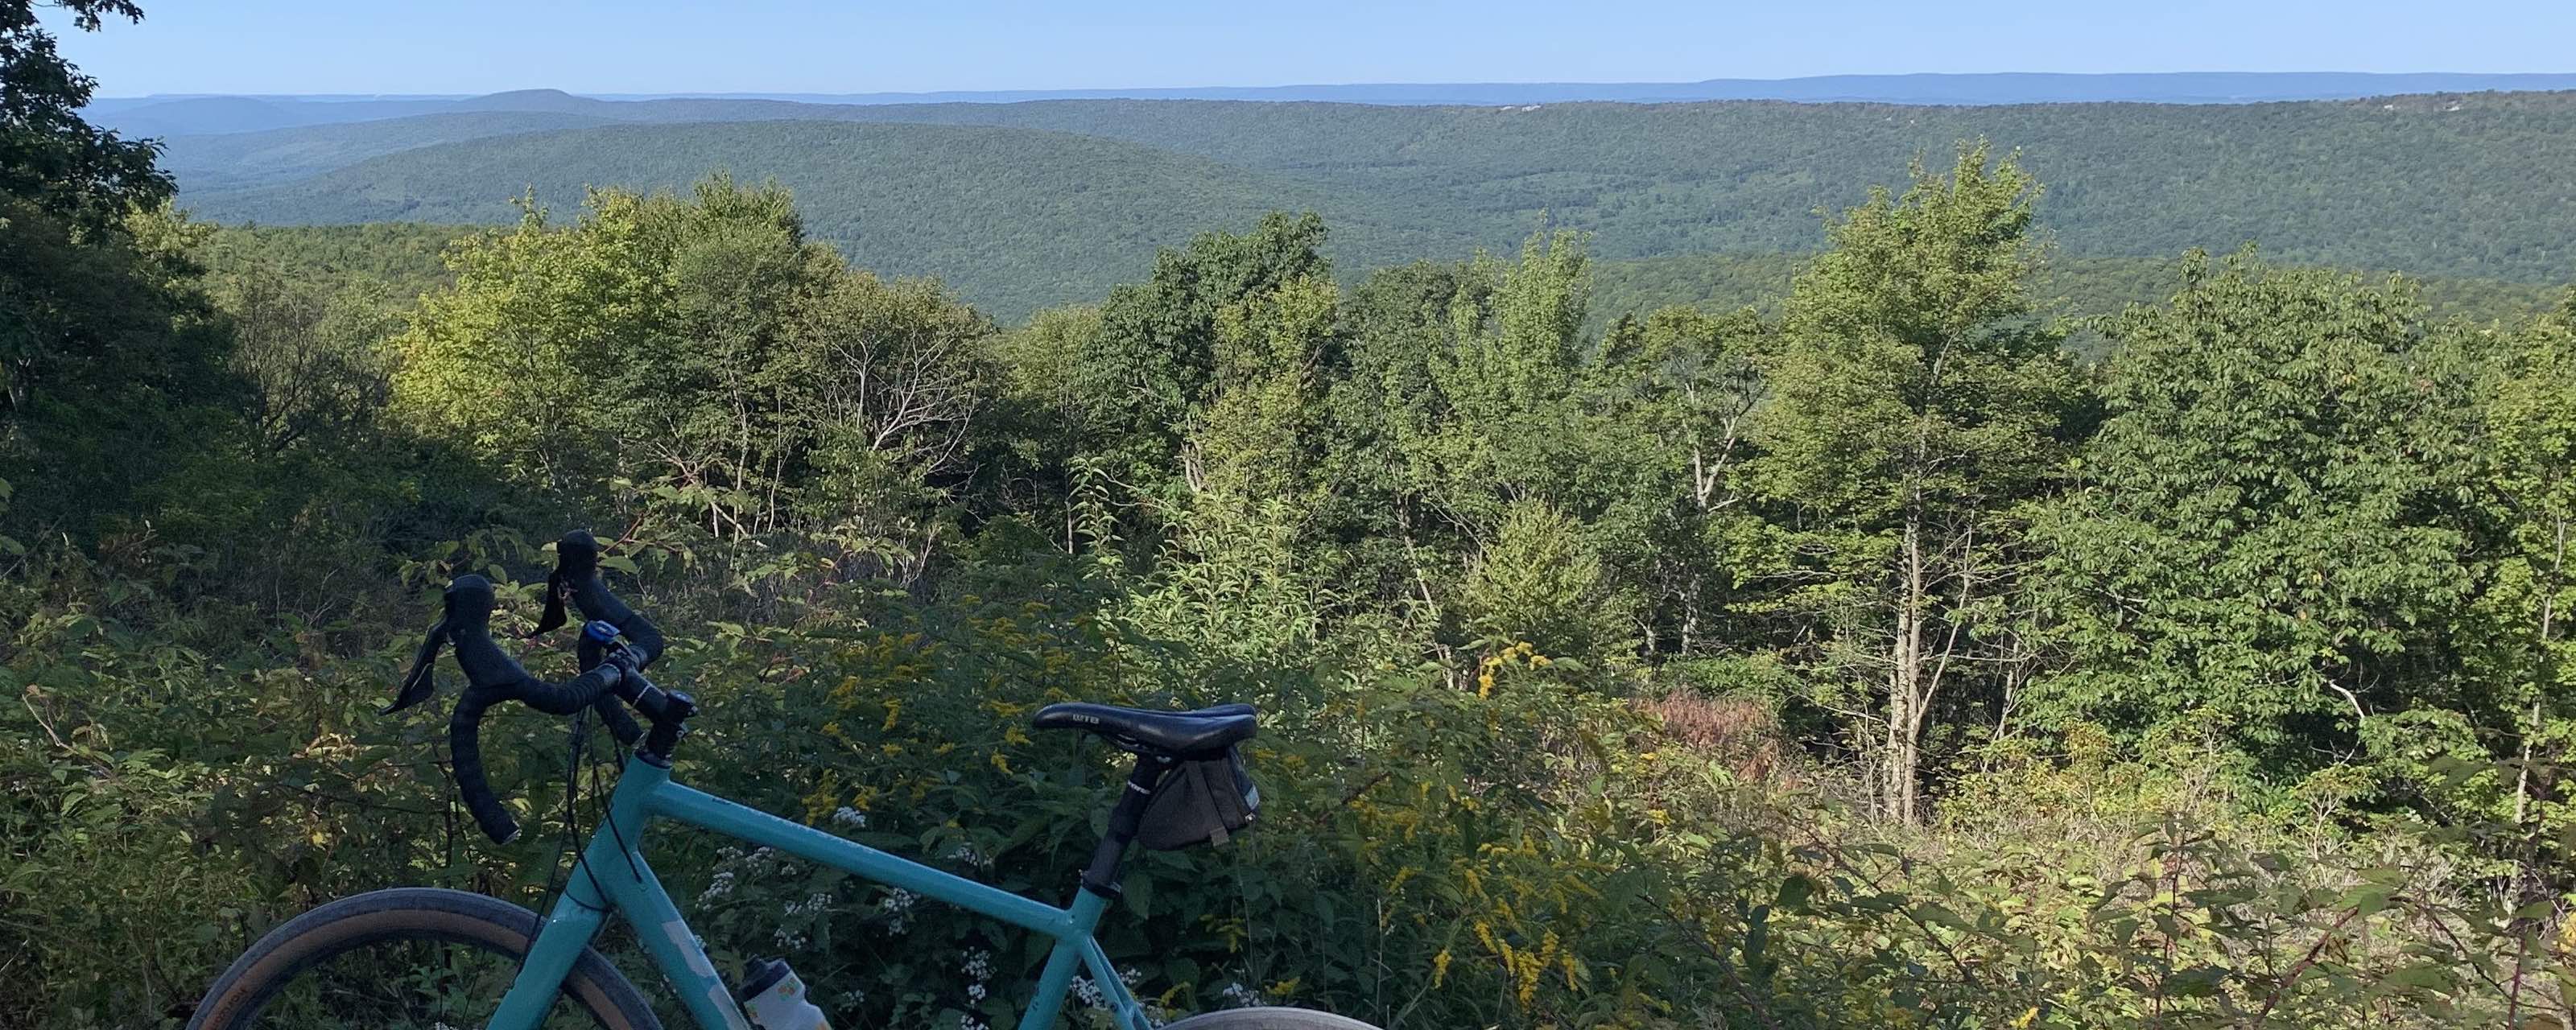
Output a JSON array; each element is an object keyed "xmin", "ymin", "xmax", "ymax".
[{"xmin": 50, "ymin": 0, "xmax": 2576, "ymax": 97}]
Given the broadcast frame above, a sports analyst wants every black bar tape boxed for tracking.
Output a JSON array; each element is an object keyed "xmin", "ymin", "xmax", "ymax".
[
  {"xmin": 578, "ymin": 637, "xmax": 643, "ymax": 746},
  {"xmin": 449, "ymin": 685, "xmax": 518, "ymax": 844},
  {"xmin": 437, "ymin": 575, "xmax": 630, "ymax": 843},
  {"xmin": 555, "ymin": 530, "xmax": 667, "ymax": 669},
  {"xmin": 442, "ymin": 575, "xmax": 625, "ymax": 712}
]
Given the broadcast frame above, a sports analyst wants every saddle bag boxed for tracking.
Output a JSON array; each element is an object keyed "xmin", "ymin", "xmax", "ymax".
[{"xmin": 1137, "ymin": 748, "xmax": 1260, "ymax": 851}]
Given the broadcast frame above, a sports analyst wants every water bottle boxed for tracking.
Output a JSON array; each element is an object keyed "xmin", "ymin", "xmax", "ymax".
[{"xmin": 737, "ymin": 958, "xmax": 831, "ymax": 1030}]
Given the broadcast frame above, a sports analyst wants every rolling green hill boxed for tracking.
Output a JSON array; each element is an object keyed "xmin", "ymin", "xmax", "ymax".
[
  {"xmin": 159, "ymin": 111, "xmax": 614, "ymax": 190},
  {"xmin": 171, "ymin": 92, "xmax": 2576, "ymax": 318},
  {"xmin": 183, "ymin": 121, "xmax": 1476, "ymax": 317},
  {"xmin": 801, "ymin": 93, "xmax": 2576, "ymax": 280}
]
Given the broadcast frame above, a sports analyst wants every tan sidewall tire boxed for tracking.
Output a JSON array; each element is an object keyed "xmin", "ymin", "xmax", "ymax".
[
  {"xmin": 1160, "ymin": 1007, "xmax": 1386, "ymax": 1030},
  {"xmin": 183, "ymin": 887, "xmax": 661, "ymax": 1030}
]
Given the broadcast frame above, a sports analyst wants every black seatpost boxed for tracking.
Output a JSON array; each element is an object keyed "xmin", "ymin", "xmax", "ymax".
[{"xmin": 1080, "ymin": 753, "xmax": 1168, "ymax": 899}]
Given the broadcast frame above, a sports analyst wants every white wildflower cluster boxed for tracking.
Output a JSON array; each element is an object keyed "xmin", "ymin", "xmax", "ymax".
[
  {"xmin": 699, "ymin": 846, "xmax": 795, "ymax": 906},
  {"xmin": 943, "ymin": 842, "xmax": 991, "ymax": 868},
  {"xmin": 959, "ymin": 1018, "xmax": 989, "ymax": 1030},
  {"xmin": 832, "ymin": 987, "xmax": 867, "ymax": 1010},
  {"xmin": 830, "ymin": 806, "xmax": 868, "ymax": 830},
  {"xmin": 1067, "ymin": 967, "xmax": 1154, "ymax": 1019},
  {"xmin": 877, "ymin": 887, "xmax": 919, "ymax": 933},
  {"xmin": 768, "ymin": 886, "xmax": 833, "ymax": 951},
  {"xmin": 961, "ymin": 946, "xmax": 994, "ymax": 1003},
  {"xmin": 783, "ymin": 891, "xmax": 832, "ymax": 918},
  {"xmin": 1219, "ymin": 982, "xmax": 1261, "ymax": 1009}
]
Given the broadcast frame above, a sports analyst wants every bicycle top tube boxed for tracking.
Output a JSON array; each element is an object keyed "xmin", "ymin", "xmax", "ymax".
[{"xmin": 489, "ymin": 751, "xmax": 1154, "ymax": 1030}]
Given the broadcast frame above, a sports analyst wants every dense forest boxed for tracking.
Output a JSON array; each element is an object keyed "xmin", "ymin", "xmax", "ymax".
[
  {"xmin": 146, "ymin": 88, "xmax": 2576, "ymax": 317},
  {"xmin": 194, "ymin": 221, "xmax": 2570, "ymax": 343},
  {"xmin": 11, "ymin": 6, "xmax": 2576, "ymax": 1030}
]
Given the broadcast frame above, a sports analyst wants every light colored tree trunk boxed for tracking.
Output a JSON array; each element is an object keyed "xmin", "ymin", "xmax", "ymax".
[
  {"xmin": 2516, "ymin": 515, "xmax": 2564, "ymax": 825},
  {"xmin": 1680, "ymin": 569, "xmax": 1703, "ymax": 655},
  {"xmin": 1885, "ymin": 513, "xmax": 1930, "ymax": 823}
]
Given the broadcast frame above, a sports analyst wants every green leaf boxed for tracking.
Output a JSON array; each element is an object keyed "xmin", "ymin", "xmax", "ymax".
[
  {"xmin": 1124, "ymin": 875, "xmax": 1153, "ymax": 920},
  {"xmin": 1775, "ymin": 873, "xmax": 1815, "ymax": 910}
]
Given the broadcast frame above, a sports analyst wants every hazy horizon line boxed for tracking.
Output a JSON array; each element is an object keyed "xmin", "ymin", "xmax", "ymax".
[{"xmin": 89, "ymin": 69, "xmax": 2576, "ymax": 102}]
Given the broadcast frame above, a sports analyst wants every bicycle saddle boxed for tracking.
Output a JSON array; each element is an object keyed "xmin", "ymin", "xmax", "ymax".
[{"xmin": 1031, "ymin": 702, "xmax": 1257, "ymax": 757}]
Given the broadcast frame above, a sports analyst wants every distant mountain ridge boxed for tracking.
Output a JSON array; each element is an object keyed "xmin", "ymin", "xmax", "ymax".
[
  {"xmin": 585, "ymin": 72, "xmax": 2576, "ymax": 105},
  {"xmin": 169, "ymin": 91, "xmax": 2576, "ymax": 319},
  {"xmin": 159, "ymin": 110, "xmax": 613, "ymax": 190},
  {"xmin": 182, "ymin": 120, "xmax": 1476, "ymax": 318},
  {"xmin": 90, "ymin": 71, "xmax": 2576, "ymax": 137}
]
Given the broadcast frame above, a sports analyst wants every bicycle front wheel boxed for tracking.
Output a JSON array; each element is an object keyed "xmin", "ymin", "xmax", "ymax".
[
  {"xmin": 1162, "ymin": 1007, "xmax": 1385, "ymax": 1030},
  {"xmin": 184, "ymin": 887, "xmax": 661, "ymax": 1030}
]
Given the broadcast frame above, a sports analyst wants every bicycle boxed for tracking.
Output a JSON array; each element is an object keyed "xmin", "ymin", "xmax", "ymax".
[{"xmin": 186, "ymin": 531, "xmax": 1379, "ymax": 1030}]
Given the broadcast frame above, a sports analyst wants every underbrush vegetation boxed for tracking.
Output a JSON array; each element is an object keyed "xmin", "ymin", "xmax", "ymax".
[{"xmin": 8, "ymin": 527, "xmax": 2572, "ymax": 1028}]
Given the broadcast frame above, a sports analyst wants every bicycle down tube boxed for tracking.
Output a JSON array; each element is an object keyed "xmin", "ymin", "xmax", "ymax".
[{"xmin": 485, "ymin": 752, "xmax": 1152, "ymax": 1030}]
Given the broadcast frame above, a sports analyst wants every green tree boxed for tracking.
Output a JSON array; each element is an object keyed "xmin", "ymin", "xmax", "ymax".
[
  {"xmin": 210, "ymin": 262, "xmax": 394, "ymax": 460},
  {"xmin": 2449, "ymin": 296, "xmax": 2576, "ymax": 843},
  {"xmin": 394, "ymin": 178, "xmax": 988, "ymax": 552},
  {"xmin": 1750, "ymin": 144, "xmax": 2077, "ymax": 822},
  {"xmin": 785, "ymin": 267, "xmax": 993, "ymax": 559},
  {"xmin": 1413, "ymin": 229, "xmax": 1594, "ymax": 534},
  {"xmin": 2036, "ymin": 252, "xmax": 2483, "ymax": 773},
  {"xmin": 1195, "ymin": 274, "xmax": 1338, "ymax": 507},
  {"xmin": 394, "ymin": 192, "xmax": 670, "ymax": 499},
  {"xmin": 0, "ymin": 3, "xmax": 245, "ymax": 540},
  {"xmin": 1071, "ymin": 212, "xmax": 1331, "ymax": 492},
  {"xmin": 1455, "ymin": 498, "xmax": 1633, "ymax": 659},
  {"xmin": 976, "ymin": 304, "xmax": 1104, "ymax": 548},
  {"xmin": 1322, "ymin": 259, "xmax": 1483, "ymax": 628},
  {"xmin": 1586, "ymin": 304, "xmax": 1771, "ymax": 656},
  {"xmin": 0, "ymin": 1, "xmax": 164, "ymax": 228},
  {"xmin": 1331, "ymin": 232, "xmax": 1624, "ymax": 661}
]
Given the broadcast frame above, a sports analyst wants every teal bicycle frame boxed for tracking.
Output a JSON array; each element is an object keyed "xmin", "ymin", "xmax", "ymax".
[{"xmin": 484, "ymin": 753, "xmax": 1149, "ymax": 1030}]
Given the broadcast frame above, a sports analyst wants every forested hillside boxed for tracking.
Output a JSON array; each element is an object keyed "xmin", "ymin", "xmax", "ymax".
[
  {"xmin": 157, "ymin": 110, "xmax": 612, "ymax": 189},
  {"xmin": 15, "ymin": 6, "xmax": 2576, "ymax": 1030},
  {"xmin": 167, "ymin": 90, "xmax": 2576, "ymax": 317},
  {"xmin": 183, "ymin": 121, "xmax": 1473, "ymax": 315}
]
